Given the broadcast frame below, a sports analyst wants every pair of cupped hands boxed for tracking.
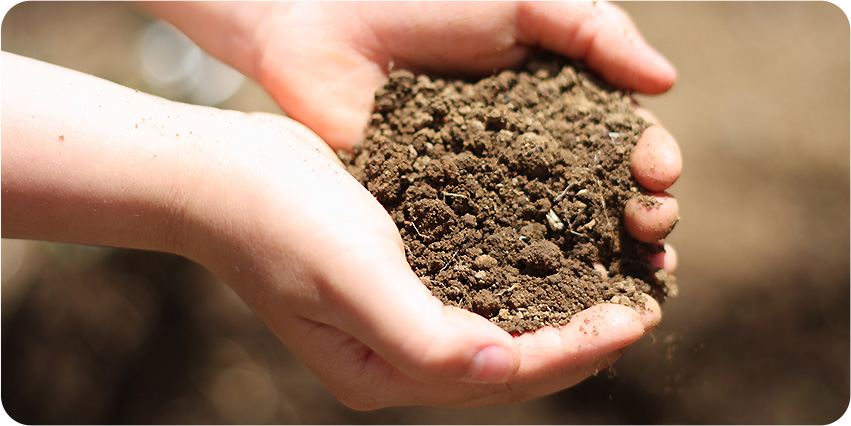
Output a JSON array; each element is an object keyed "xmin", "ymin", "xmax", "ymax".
[
  {"xmin": 9, "ymin": 2, "xmax": 682, "ymax": 409},
  {"xmin": 148, "ymin": 1, "xmax": 683, "ymax": 409}
]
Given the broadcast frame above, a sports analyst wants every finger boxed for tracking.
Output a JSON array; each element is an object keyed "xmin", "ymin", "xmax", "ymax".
[
  {"xmin": 458, "ymin": 303, "xmax": 651, "ymax": 406},
  {"xmin": 648, "ymin": 243, "xmax": 678, "ymax": 274},
  {"xmin": 510, "ymin": 302, "xmax": 647, "ymax": 380},
  {"xmin": 332, "ymin": 259, "xmax": 522, "ymax": 385},
  {"xmin": 283, "ymin": 315, "xmax": 512, "ymax": 409},
  {"xmin": 630, "ymin": 125, "xmax": 682, "ymax": 192},
  {"xmin": 507, "ymin": 298, "xmax": 663, "ymax": 401},
  {"xmin": 287, "ymin": 301, "xmax": 650, "ymax": 409},
  {"xmin": 623, "ymin": 192, "xmax": 679, "ymax": 243},
  {"xmin": 516, "ymin": 1, "xmax": 676, "ymax": 94}
]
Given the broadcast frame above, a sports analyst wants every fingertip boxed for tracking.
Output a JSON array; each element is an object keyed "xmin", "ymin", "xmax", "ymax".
[
  {"xmin": 630, "ymin": 126, "xmax": 682, "ymax": 192},
  {"xmin": 637, "ymin": 294, "xmax": 662, "ymax": 331},
  {"xmin": 431, "ymin": 305, "xmax": 520, "ymax": 384},
  {"xmin": 582, "ymin": 2, "xmax": 676, "ymax": 94},
  {"xmin": 662, "ymin": 243, "xmax": 678, "ymax": 274},
  {"xmin": 664, "ymin": 243, "xmax": 678, "ymax": 273},
  {"xmin": 648, "ymin": 243, "xmax": 677, "ymax": 274},
  {"xmin": 623, "ymin": 192, "xmax": 679, "ymax": 243},
  {"xmin": 605, "ymin": 2, "xmax": 676, "ymax": 94},
  {"xmin": 518, "ymin": 1, "xmax": 676, "ymax": 95},
  {"xmin": 561, "ymin": 303, "xmax": 646, "ymax": 358},
  {"xmin": 392, "ymin": 299, "xmax": 521, "ymax": 384},
  {"xmin": 635, "ymin": 43, "xmax": 677, "ymax": 94}
]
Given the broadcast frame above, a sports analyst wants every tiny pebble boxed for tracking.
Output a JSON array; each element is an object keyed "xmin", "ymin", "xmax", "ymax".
[{"xmin": 473, "ymin": 254, "xmax": 498, "ymax": 270}]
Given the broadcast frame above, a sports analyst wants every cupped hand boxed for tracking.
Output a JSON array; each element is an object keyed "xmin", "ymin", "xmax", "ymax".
[
  {"xmin": 246, "ymin": 0, "xmax": 683, "ymax": 247},
  {"xmin": 189, "ymin": 113, "xmax": 671, "ymax": 409}
]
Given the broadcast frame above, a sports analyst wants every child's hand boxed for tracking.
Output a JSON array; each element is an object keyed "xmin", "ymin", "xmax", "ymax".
[{"xmin": 184, "ymin": 112, "xmax": 667, "ymax": 409}]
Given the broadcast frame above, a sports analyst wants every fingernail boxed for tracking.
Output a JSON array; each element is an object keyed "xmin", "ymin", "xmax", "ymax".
[{"xmin": 465, "ymin": 346, "xmax": 512, "ymax": 383}]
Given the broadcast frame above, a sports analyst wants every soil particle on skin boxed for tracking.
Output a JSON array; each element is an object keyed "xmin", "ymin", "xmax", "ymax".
[{"xmin": 343, "ymin": 53, "xmax": 676, "ymax": 334}]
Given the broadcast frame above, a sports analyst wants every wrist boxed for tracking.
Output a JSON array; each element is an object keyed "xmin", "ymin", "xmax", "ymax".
[
  {"xmin": 172, "ymin": 112, "xmax": 342, "ymax": 275},
  {"xmin": 1, "ymin": 52, "xmax": 240, "ymax": 258}
]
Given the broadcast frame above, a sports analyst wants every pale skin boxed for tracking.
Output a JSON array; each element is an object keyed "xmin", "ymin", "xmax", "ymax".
[{"xmin": 2, "ymin": 1, "xmax": 681, "ymax": 409}]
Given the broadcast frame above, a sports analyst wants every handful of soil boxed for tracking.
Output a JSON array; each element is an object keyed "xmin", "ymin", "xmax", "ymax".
[{"xmin": 343, "ymin": 53, "xmax": 675, "ymax": 334}]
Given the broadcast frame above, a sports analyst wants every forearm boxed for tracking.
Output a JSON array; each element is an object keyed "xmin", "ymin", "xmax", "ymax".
[{"xmin": 1, "ymin": 52, "xmax": 224, "ymax": 255}]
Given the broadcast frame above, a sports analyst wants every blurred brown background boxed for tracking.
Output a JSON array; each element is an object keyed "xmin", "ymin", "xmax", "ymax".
[{"xmin": 2, "ymin": 1, "xmax": 848, "ymax": 424}]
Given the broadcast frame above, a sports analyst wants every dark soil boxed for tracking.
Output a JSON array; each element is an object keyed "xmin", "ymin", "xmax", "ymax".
[{"xmin": 343, "ymin": 53, "xmax": 676, "ymax": 334}]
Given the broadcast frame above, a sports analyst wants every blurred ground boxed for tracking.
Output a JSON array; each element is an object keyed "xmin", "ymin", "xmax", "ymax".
[{"xmin": 2, "ymin": 1, "xmax": 849, "ymax": 424}]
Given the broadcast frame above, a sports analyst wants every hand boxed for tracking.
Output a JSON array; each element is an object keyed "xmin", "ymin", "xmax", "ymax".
[
  {"xmin": 139, "ymin": 0, "xmax": 682, "ymax": 408},
  {"xmin": 186, "ymin": 113, "xmax": 669, "ymax": 409}
]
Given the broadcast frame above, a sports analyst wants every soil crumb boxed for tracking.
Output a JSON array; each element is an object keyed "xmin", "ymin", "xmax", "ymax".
[{"xmin": 343, "ymin": 53, "xmax": 676, "ymax": 334}]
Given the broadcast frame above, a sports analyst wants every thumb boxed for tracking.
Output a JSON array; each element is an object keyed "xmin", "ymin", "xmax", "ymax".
[
  {"xmin": 517, "ymin": 1, "xmax": 676, "ymax": 94},
  {"xmin": 318, "ymin": 220, "xmax": 521, "ymax": 384}
]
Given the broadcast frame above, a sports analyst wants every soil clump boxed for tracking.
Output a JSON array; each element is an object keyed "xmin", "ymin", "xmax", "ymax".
[{"xmin": 343, "ymin": 53, "xmax": 676, "ymax": 334}]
